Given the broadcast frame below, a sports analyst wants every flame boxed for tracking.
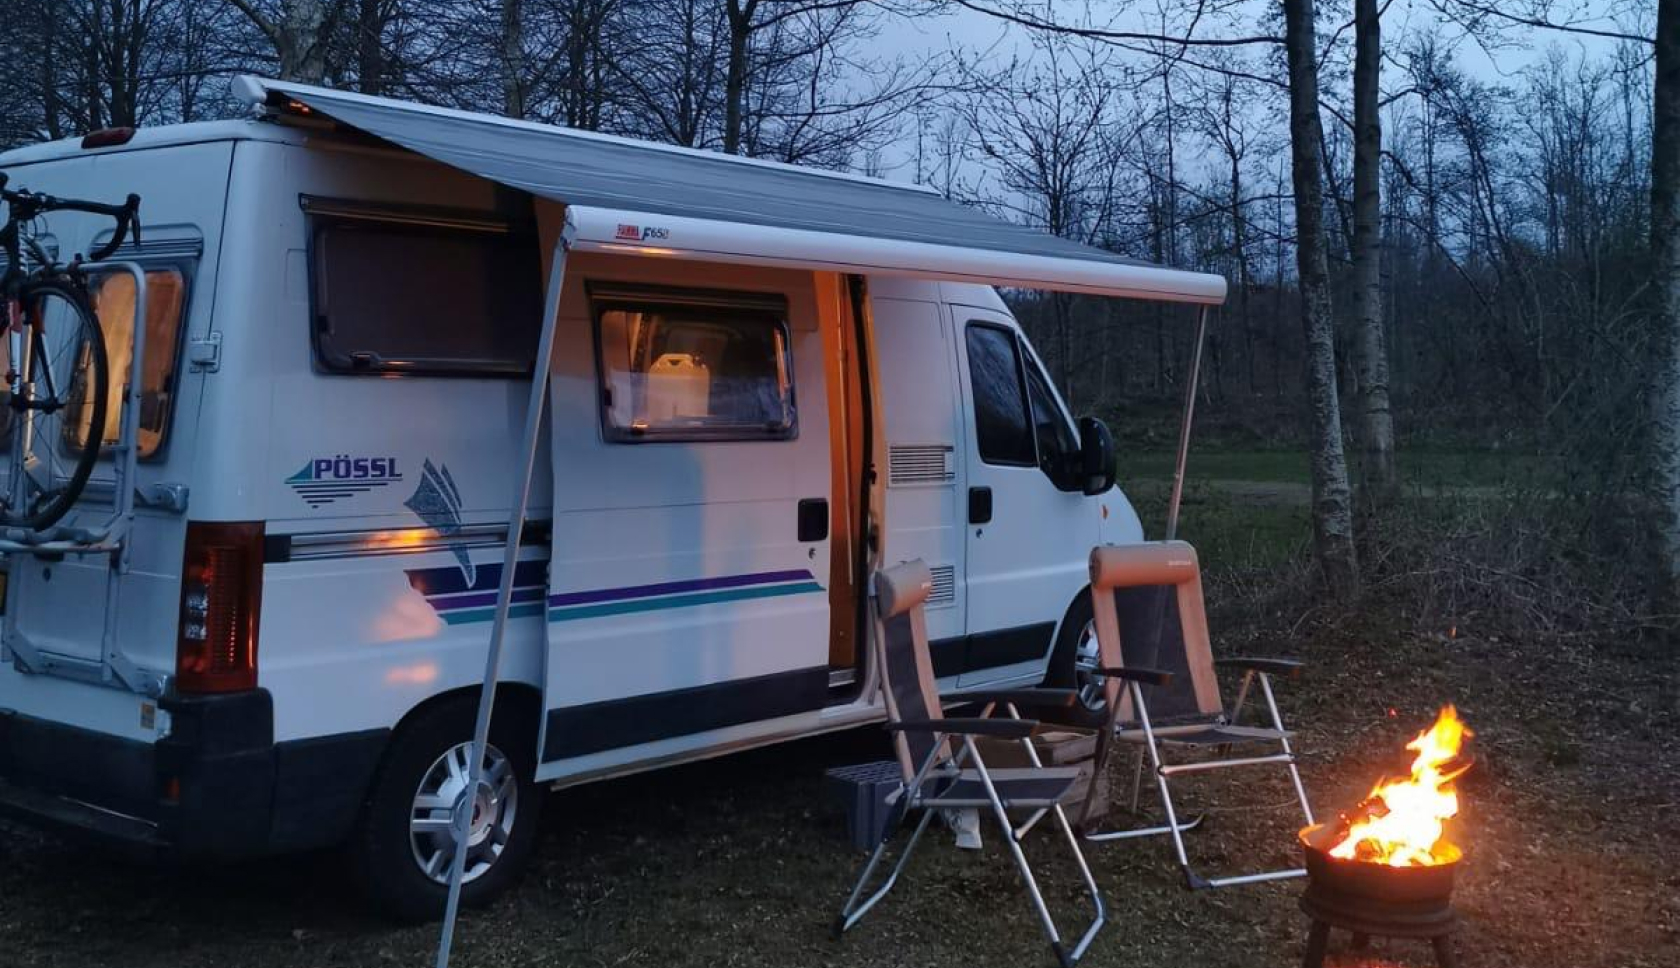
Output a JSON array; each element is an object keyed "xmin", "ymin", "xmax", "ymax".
[{"xmin": 1327, "ymin": 706, "xmax": 1472, "ymax": 867}]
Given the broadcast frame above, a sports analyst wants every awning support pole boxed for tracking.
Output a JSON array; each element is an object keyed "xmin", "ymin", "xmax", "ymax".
[
  {"xmin": 435, "ymin": 215, "xmax": 574, "ymax": 968},
  {"xmin": 1164, "ymin": 306, "xmax": 1209, "ymax": 542}
]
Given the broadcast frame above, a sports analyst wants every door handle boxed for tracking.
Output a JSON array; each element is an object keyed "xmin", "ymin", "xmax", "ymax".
[
  {"xmin": 968, "ymin": 487, "xmax": 993, "ymax": 525},
  {"xmin": 798, "ymin": 498, "xmax": 829, "ymax": 542}
]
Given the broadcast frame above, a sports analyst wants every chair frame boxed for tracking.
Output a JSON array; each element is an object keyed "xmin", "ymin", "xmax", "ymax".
[
  {"xmin": 836, "ymin": 562, "xmax": 1108, "ymax": 968},
  {"xmin": 1078, "ymin": 542, "xmax": 1316, "ymax": 890}
]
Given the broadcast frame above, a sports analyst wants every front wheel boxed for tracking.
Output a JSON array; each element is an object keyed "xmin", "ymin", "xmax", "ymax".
[
  {"xmin": 350, "ymin": 697, "xmax": 543, "ymax": 921},
  {"xmin": 1045, "ymin": 592, "xmax": 1109, "ymax": 718},
  {"xmin": 0, "ymin": 279, "xmax": 109, "ymax": 531}
]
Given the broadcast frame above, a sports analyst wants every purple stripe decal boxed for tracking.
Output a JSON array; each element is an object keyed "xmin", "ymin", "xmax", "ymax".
[
  {"xmin": 428, "ymin": 585, "xmax": 549, "ymax": 610},
  {"xmin": 546, "ymin": 569, "xmax": 815, "ymax": 608}
]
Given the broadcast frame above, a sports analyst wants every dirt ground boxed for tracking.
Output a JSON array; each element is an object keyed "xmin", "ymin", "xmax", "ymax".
[{"xmin": 2, "ymin": 574, "xmax": 1675, "ymax": 968}]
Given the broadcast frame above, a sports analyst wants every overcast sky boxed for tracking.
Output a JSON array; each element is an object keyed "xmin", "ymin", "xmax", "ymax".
[
  {"xmin": 861, "ymin": 0, "xmax": 1646, "ymax": 184},
  {"xmin": 874, "ymin": 1, "xmax": 1638, "ymax": 75}
]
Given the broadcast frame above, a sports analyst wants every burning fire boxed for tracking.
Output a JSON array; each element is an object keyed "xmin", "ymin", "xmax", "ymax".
[{"xmin": 1327, "ymin": 706, "xmax": 1472, "ymax": 867}]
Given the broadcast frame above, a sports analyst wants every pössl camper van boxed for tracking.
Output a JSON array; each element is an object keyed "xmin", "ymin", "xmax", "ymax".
[{"xmin": 0, "ymin": 77, "xmax": 1226, "ymax": 918}]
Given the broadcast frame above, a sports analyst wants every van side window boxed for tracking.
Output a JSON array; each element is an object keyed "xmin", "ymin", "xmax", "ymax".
[
  {"xmin": 1023, "ymin": 355, "xmax": 1080, "ymax": 473},
  {"xmin": 88, "ymin": 267, "xmax": 187, "ymax": 458},
  {"xmin": 308, "ymin": 213, "xmax": 541, "ymax": 375},
  {"xmin": 593, "ymin": 290, "xmax": 796, "ymax": 442},
  {"xmin": 965, "ymin": 323, "xmax": 1035, "ymax": 466}
]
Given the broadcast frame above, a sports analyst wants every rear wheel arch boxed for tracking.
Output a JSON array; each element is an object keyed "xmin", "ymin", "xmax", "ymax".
[{"xmin": 388, "ymin": 682, "xmax": 544, "ymax": 756}]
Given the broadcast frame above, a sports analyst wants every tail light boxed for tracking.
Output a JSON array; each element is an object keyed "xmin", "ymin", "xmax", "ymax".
[{"xmin": 176, "ymin": 521, "xmax": 264, "ymax": 694}]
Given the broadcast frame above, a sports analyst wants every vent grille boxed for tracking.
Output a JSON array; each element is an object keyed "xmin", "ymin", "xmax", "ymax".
[
  {"xmin": 889, "ymin": 444, "xmax": 954, "ymax": 485},
  {"xmin": 927, "ymin": 565, "xmax": 956, "ymax": 607}
]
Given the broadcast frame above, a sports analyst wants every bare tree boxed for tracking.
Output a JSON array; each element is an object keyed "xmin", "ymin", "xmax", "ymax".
[
  {"xmin": 225, "ymin": 0, "xmax": 342, "ymax": 83},
  {"xmin": 723, "ymin": 1, "xmax": 868, "ymax": 155},
  {"xmin": 960, "ymin": 36, "xmax": 1136, "ymax": 398},
  {"xmin": 1194, "ymin": 68, "xmax": 1263, "ymax": 396},
  {"xmin": 1351, "ymin": 0, "xmax": 1397, "ymax": 504},
  {"xmin": 1655, "ymin": 0, "xmax": 1680, "ymax": 594},
  {"xmin": 1284, "ymin": 0, "xmax": 1360, "ymax": 596},
  {"xmin": 501, "ymin": 0, "xmax": 526, "ymax": 116}
]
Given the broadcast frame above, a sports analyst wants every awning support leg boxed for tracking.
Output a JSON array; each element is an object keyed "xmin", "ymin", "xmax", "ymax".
[
  {"xmin": 435, "ymin": 215, "xmax": 574, "ymax": 968},
  {"xmin": 1164, "ymin": 306, "xmax": 1209, "ymax": 542}
]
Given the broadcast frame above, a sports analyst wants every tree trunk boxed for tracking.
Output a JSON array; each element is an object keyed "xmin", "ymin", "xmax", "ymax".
[
  {"xmin": 357, "ymin": 0, "xmax": 384, "ymax": 95},
  {"xmin": 1653, "ymin": 0, "xmax": 1680, "ymax": 595},
  {"xmin": 723, "ymin": 1, "xmax": 754, "ymax": 155},
  {"xmin": 1054, "ymin": 290, "xmax": 1074, "ymax": 407},
  {"xmin": 1232, "ymin": 154, "xmax": 1255, "ymax": 396},
  {"xmin": 275, "ymin": 0, "xmax": 331, "ymax": 83},
  {"xmin": 39, "ymin": 0, "xmax": 63, "ymax": 140},
  {"xmin": 1284, "ymin": 0, "xmax": 1360, "ymax": 598},
  {"xmin": 1351, "ymin": 0, "xmax": 1397, "ymax": 505},
  {"xmin": 502, "ymin": 0, "xmax": 526, "ymax": 118}
]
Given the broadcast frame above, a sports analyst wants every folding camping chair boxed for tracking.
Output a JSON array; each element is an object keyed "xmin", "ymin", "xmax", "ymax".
[
  {"xmin": 1076, "ymin": 541, "xmax": 1315, "ymax": 889},
  {"xmin": 836, "ymin": 560, "xmax": 1111, "ymax": 968}
]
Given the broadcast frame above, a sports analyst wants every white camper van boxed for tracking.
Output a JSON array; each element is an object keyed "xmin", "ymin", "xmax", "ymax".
[{"xmin": 0, "ymin": 78, "xmax": 1225, "ymax": 918}]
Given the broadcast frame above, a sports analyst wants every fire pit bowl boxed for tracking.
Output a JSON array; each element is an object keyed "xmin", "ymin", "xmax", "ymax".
[
  {"xmin": 1297, "ymin": 824, "xmax": 1462, "ymax": 968},
  {"xmin": 1298, "ymin": 822, "xmax": 1461, "ymax": 904}
]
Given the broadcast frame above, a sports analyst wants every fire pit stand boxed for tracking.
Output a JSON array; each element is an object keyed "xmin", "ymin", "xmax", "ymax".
[{"xmin": 1298, "ymin": 824, "xmax": 1460, "ymax": 968}]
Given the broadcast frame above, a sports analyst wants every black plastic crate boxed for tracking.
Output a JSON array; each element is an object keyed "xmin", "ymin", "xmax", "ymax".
[{"xmin": 823, "ymin": 760, "xmax": 906, "ymax": 851}]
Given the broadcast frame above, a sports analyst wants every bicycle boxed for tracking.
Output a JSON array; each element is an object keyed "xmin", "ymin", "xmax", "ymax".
[{"xmin": 0, "ymin": 172, "xmax": 140, "ymax": 531}]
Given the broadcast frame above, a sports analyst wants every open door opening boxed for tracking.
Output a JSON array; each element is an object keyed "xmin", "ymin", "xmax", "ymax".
[{"xmin": 823, "ymin": 273, "xmax": 873, "ymax": 696}]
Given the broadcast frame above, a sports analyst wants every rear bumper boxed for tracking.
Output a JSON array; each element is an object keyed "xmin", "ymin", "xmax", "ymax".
[{"xmin": 0, "ymin": 690, "xmax": 387, "ymax": 860}]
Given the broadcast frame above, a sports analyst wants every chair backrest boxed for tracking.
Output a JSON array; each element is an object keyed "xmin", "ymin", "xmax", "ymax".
[
  {"xmin": 1087, "ymin": 542, "xmax": 1222, "ymax": 724},
  {"xmin": 873, "ymin": 559, "xmax": 946, "ymax": 783}
]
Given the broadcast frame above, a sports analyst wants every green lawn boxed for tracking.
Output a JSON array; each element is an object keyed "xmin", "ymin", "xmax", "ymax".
[
  {"xmin": 1114, "ymin": 444, "xmax": 1552, "ymax": 572},
  {"xmin": 1125, "ymin": 480, "xmax": 1310, "ymax": 570},
  {"xmin": 1121, "ymin": 446, "xmax": 1551, "ymax": 489},
  {"xmin": 1121, "ymin": 448, "xmax": 1306, "ymax": 485}
]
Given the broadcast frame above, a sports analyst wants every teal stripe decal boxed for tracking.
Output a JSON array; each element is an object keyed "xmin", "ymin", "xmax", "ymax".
[
  {"xmin": 440, "ymin": 601, "xmax": 548, "ymax": 626},
  {"xmin": 436, "ymin": 580, "xmax": 823, "ymax": 626},
  {"xmin": 549, "ymin": 581, "xmax": 823, "ymax": 622}
]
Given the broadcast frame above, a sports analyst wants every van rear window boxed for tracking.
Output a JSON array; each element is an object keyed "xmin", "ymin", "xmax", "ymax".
[
  {"xmin": 0, "ymin": 265, "xmax": 187, "ymax": 461},
  {"xmin": 309, "ymin": 214, "xmax": 542, "ymax": 376},
  {"xmin": 88, "ymin": 268, "xmax": 187, "ymax": 458}
]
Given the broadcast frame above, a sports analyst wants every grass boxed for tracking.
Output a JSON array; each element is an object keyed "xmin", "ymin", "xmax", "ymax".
[
  {"xmin": 1, "ymin": 442, "xmax": 1671, "ymax": 968},
  {"xmin": 5, "ymin": 554, "xmax": 1673, "ymax": 968},
  {"xmin": 1127, "ymin": 480, "xmax": 1309, "ymax": 571},
  {"xmin": 1122, "ymin": 448, "xmax": 1308, "ymax": 485},
  {"xmin": 1120, "ymin": 446, "xmax": 1552, "ymax": 490}
]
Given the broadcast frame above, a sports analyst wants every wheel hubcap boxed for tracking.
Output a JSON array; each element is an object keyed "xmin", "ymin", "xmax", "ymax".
[
  {"xmin": 409, "ymin": 741, "xmax": 519, "ymax": 885},
  {"xmin": 1073, "ymin": 620, "xmax": 1108, "ymax": 712}
]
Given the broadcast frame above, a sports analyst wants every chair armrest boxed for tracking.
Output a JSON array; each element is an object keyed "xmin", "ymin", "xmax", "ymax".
[
  {"xmin": 886, "ymin": 717, "xmax": 1039, "ymax": 740},
  {"xmin": 945, "ymin": 687, "xmax": 1078, "ymax": 709},
  {"xmin": 1096, "ymin": 665, "xmax": 1174, "ymax": 687},
  {"xmin": 1214, "ymin": 656, "xmax": 1304, "ymax": 679}
]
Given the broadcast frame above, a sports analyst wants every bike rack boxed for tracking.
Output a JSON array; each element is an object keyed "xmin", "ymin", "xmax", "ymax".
[{"xmin": 0, "ymin": 261, "xmax": 171, "ymax": 697}]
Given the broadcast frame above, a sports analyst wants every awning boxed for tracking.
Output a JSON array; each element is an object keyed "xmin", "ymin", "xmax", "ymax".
[{"xmin": 231, "ymin": 75, "xmax": 1225, "ymax": 305}]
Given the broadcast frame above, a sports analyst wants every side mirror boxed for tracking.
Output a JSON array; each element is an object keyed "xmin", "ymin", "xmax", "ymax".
[{"xmin": 1076, "ymin": 416, "xmax": 1117, "ymax": 496}]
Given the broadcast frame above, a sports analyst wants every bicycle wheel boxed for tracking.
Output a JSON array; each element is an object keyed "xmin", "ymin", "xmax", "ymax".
[{"xmin": 0, "ymin": 278, "xmax": 109, "ymax": 530}]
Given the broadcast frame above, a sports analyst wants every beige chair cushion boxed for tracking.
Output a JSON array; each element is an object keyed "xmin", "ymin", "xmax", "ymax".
[
  {"xmin": 1089, "ymin": 541, "xmax": 1200, "ymax": 589},
  {"xmin": 1086, "ymin": 541, "xmax": 1222, "ymax": 720},
  {"xmin": 875, "ymin": 559, "xmax": 933, "ymax": 619}
]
